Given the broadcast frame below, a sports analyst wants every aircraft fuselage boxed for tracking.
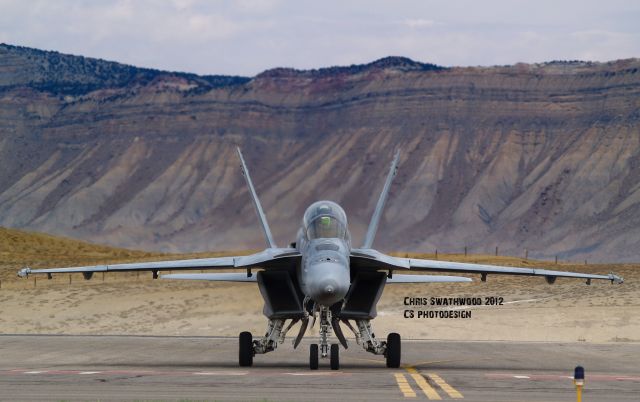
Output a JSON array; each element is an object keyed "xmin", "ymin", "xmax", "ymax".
[
  {"xmin": 297, "ymin": 201, "xmax": 351, "ymax": 306},
  {"xmin": 298, "ymin": 238, "xmax": 351, "ymax": 306}
]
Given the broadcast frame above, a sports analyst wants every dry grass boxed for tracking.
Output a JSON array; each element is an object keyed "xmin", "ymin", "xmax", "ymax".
[{"xmin": 0, "ymin": 226, "xmax": 250, "ymax": 284}]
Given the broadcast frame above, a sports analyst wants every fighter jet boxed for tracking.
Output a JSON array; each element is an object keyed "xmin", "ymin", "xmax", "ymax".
[{"xmin": 18, "ymin": 149, "xmax": 623, "ymax": 370}]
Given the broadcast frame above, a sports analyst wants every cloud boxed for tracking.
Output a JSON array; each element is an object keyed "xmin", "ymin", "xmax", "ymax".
[
  {"xmin": 402, "ymin": 19, "xmax": 436, "ymax": 29},
  {"xmin": 569, "ymin": 29, "xmax": 640, "ymax": 61},
  {"xmin": 0, "ymin": 0, "xmax": 638, "ymax": 75}
]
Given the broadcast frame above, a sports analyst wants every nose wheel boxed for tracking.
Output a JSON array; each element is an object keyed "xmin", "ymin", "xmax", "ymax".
[
  {"xmin": 309, "ymin": 343, "xmax": 340, "ymax": 370},
  {"xmin": 309, "ymin": 344, "xmax": 319, "ymax": 370},
  {"xmin": 330, "ymin": 344, "xmax": 340, "ymax": 370}
]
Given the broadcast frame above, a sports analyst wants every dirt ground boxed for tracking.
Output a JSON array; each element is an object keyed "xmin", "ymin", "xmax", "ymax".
[{"xmin": 1, "ymin": 227, "xmax": 638, "ymax": 342}]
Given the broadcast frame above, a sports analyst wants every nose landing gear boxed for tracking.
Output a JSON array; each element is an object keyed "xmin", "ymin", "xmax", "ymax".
[{"xmin": 307, "ymin": 306, "xmax": 342, "ymax": 370}]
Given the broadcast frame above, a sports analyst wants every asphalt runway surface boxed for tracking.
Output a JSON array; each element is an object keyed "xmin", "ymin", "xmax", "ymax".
[{"xmin": 0, "ymin": 335, "xmax": 638, "ymax": 401}]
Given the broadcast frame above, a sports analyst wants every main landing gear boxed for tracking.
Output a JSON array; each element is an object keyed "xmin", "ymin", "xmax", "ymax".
[
  {"xmin": 349, "ymin": 319, "xmax": 401, "ymax": 368},
  {"xmin": 238, "ymin": 317, "xmax": 298, "ymax": 367}
]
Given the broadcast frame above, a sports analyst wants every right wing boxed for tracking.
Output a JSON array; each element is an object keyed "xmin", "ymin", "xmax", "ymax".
[{"xmin": 18, "ymin": 248, "xmax": 300, "ymax": 278}]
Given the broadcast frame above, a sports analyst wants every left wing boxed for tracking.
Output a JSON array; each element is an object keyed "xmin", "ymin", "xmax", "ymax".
[
  {"xmin": 18, "ymin": 149, "xmax": 297, "ymax": 280},
  {"xmin": 351, "ymin": 248, "xmax": 624, "ymax": 284},
  {"xmin": 18, "ymin": 248, "xmax": 300, "ymax": 279}
]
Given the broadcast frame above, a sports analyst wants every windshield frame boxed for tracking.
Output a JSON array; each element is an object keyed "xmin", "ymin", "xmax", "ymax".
[
  {"xmin": 302, "ymin": 201, "xmax": 348, "ymax": 240},
  {"xmin": 306, "ymin": 215, "xmax": 347, "ymax": 240}
]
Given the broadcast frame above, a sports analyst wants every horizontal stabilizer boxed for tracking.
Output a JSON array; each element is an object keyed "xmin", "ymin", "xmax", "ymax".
[
  {"xmin": 387, "ymin": 274, "xmax": 472, "ymax": 283},
  {"xmin": 161, "ymin": 273, "xmax": 257, "ymax": 282}
]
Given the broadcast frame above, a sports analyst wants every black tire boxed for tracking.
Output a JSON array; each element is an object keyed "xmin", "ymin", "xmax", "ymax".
[
  {"xmin": 386, "ymin": 333, "xmax": 401, "ymax": 368},
  {"xmin": 330, "ymin": 344, "xmax": 340, "ymax": 370},
  {"xmin": 239, "ymin": 331, "xmax": 253, "ymax": 367},
  {"xmin": 310, "ymin": 344, "xmax": 319, "ymax": 370}
]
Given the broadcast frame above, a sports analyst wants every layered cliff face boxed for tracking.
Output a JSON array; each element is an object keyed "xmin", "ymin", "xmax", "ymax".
[{"xmin": 1, "ymin": 44, "xmax": 639, "ymax": 261}]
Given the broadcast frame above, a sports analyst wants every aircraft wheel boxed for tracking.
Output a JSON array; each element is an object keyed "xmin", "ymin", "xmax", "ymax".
[
  {"xmin": 309, "ymin": 344, "xmax": 319, "ymax": 370},
  {"xmin": 330, "ymin": 344, "xmax": 340, "ymax": 370},
  {"xmin": 386, "ymin": 333, "xmax": 401, "ymax": 368},
  {"xmin": 239, "ymin": 331, "xmax": 253, "ymax": 367}
]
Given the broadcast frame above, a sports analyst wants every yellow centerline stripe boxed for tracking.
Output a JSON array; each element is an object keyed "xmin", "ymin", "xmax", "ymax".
[
  {"xmin": 394, "ymin": 373, "xmax": 417, "ymax": 397},
  {"xmin": 406, "ymin": 367, "xmax": 441, "ymax": 400},
  {"xmin": 427, "ymin": 373, "xmax": 464, "ymax": 399}
]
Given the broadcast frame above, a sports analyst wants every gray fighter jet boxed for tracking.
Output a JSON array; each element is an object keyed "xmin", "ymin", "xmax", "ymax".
[{"xmin": 18, "ymin": 148, "xmax": 623, "ymax": 370}]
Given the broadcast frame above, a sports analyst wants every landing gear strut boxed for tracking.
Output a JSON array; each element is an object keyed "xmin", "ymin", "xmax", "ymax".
[{"xmin": 319, "ymin": 307, "xmax": 331, "ymax": 358}]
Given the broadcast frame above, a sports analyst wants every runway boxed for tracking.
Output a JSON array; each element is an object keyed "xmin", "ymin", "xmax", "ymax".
[{"xmin": 0, "ymin": 335, "xmax": 638, "ymax": 401}]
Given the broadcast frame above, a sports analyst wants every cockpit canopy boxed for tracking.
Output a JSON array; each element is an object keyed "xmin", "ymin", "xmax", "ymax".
[{"xmin": 303, "ymin": 201, "xmax": 348, "ymax": 240}]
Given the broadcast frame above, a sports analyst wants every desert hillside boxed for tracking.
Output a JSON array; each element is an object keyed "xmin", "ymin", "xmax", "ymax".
[{"xmin": 1, "ymin": 44, "xmax": 640, "ymax": 261}]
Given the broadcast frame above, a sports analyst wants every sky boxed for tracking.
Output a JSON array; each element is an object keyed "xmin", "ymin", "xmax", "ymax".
[{"xmin": 1, "ymin": 0, "xmax": 639, "ymax": 76}]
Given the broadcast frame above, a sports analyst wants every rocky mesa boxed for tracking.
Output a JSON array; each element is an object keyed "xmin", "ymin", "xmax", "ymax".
[{"xmin": 1, "ymin": 43, "xmax": 639, "ymax": 262}]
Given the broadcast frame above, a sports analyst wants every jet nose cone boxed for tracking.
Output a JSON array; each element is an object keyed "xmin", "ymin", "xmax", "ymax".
[
  {"xmin": 312, "ymin": 280, "xmax": 342, "ymax": 305},
  {"xmin": 310, "ymin": 276, "xmax": 348, "ymax": 306},
  {"xmin": 305, "ymin": 260, "xmax": 350, "ymax": 306}
]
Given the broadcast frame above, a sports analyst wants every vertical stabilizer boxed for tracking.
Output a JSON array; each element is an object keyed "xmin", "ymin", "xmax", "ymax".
[
  {"xmin": 237, "ymin": 147, "xmax": 277, "ymax": 248},
  {"xmin": 362, "ymin": 150, "xmax": 400, "ymax": 248}
]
